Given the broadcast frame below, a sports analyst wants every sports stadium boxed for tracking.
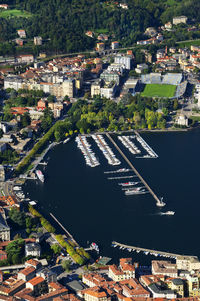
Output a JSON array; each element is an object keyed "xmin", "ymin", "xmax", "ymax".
[{"xmin": 140, "ymin": 73, "xmax": 187, "ymax": 99}]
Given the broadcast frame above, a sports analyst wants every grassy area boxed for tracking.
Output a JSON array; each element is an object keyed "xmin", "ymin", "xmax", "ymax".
[
  {"xmin": 0, "ymin": 9, "xmax": 32, "ymax": 18},
  {"xmin": 190, "ymin": 116, "xmax": 200, "ymax": 122},
  {"xmin": 141, "ymin": 84, "xmax": 176, "ymax": 98},
  {"xmin": 176, "ymin": 39, "xmax": 200, "ymax": 48}
]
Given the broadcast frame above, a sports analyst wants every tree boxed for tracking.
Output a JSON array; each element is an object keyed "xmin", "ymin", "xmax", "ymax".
[
  {"xmin": 6, "ymin": 239, "xmax": 25, "ymax": 264},
  {"xmin": 51, "ymin": 244, "xmax": 62, "ymax": 255},
  {"xmin": 21, "ymin": 112, "xmax": 31, "ymax": 128},
  {"xmin": 47, "ymin": 95, "xmax": 55, "ymax": 103},
  {"xmin": 41, "ymin": 108, "xmax": 54, "ymax": 131},
  {"xmin": 62, "ymin": 259, "xmax": 71, "ymax": 271},
  {"xmin": 9, "ymin": 208, "xmax": 26, "ymax": 228},
  {"xmin": 173, "ymin": 99, "xmax": 179, "ymax": 110}
]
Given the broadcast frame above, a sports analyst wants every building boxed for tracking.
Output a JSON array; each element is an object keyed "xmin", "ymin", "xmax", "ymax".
[
  {"xmin": 165, "ymin": 22, "xmax": 172, "ymax": 30},
  {"xmin": 0, "ymin": 209, "xmax": 10, "ymax": 241},
  {"xmin": 17, "ymin": 29, "xmax": 26, "ymax": 38},
  {"xmin": 186, "ymin": 274, "xmax": 200, "ymax": 297},
  {"xmin": 111, "ymin": 41, "xmax": 119, "ymax": 49},
  {"xmin": 148, "ymin": 283, "xmax": 177, "ymax": 299},
  {"xmin": 34, "ymin": 36, "xmax": 42, "ymax": 46},
  {"xmin": 0, "ymin": 4, "xmax": 9, "ymax": 9},
  {"xmin": 17, "ymin": 55, "xmax": 34, "ymax": 64},
  {"xmin": 145, "ymin": 27, "xmax": 157, "ymax": 37},
  {"xmin": 25, "ymin": 258, "xmax": 42, "ymax": 270},
  {"xmin": 100, "ymin": 71, "xmax": 120, "ymax": 85},
  {"xmin": 166, "ymin": 278, "xmax": 185, "ymax": 297},
  {"xmin": 0, "ymin": 166, "xmax": 5, "ymax": 182},
  {"xmin": 82, "ymin": 273, "xmax": 106, "ymax": 288},
  {"xmin": 114, "ymin": 55, "xmax": 131, "ymax": 70},
  {"xmin": 26, "ymin": 276, "xmax": 46, "ymax": 294},
  {"xmin": 173, "ymin": 16, "xmax": 188, "ymax": 25},
  {"xmin": 91, "ymin": 80, "xmax": 102, "ymax": 98},
  {"xmin": 176, "ymin": 256, "xmax": 200, "ymax": 271},
  {"xmin": 135, "ymin": 63, "xmax": 148, "ymax": 74},
  {"xmin": 108, "ymin": 258, "xmax": 135, "ymax": 281},
  {"xmin": 82, "ymin": 288, "xmax": 108, "ymax": 301},
  {"xmin": 18, "ymin": 266, "xmax": 36, "ymax": 282},
  {"xmin": 25, "ymin": 243, "xmax": 41, "ymax": 258},
  {"xmin": 100, "ymin": 83, "xmax": 117, "ymax": 99},
  {"xmin": 96, "ymin": 43, "xmax": 105, "ymax": 51},
  {"xmin": 175, "ymin": 114, "xmax": 188, "ymax": 127},
  {"xmin": 0, "ymin": 278, "xmax": 25, "ymax": 296},
  {"xmin": 0, "ymin": 250, "xmax": 7, "ymax": 261},
  {"xmin": 36, "ymin": 268, "xmax": 57, "ymax": 283},
  {"xmin": 62, "ymin": 79, "xmax": 75, "ymax": 98},
  {"xmin": 152, "ymin": 260, "xmax": 178, "ymax": 277},
  {"xmin": 15, "ymin": 38, "xmax": 24, "ymax": 46},
  {"xmin": 121, "ymin": 278, "xmax": 150, "ymax": 298},
  {"xmin": 37, "ymin": 99, "xmax": 47, "ymax": 111},
  {"xmin": 85, "ymin": 31, "xmax": 94, "ymax": 38}
]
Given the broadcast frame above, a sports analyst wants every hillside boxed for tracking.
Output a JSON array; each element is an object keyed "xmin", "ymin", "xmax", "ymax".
[{"xmin": 0, "ymin": 0, "xmax": 200, "ymax": 55}]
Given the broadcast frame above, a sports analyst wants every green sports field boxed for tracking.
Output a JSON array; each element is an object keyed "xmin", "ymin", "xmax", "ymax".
[
  {"xmin": 141, "ymin": 84, "xmax": 176, "ymax": 98},
  {"xmin": 0, "ymin": 9, "xmax": 32, "ymax": 18}
]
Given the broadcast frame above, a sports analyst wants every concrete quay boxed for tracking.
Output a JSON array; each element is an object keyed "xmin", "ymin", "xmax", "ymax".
[{"xmin": 112, "ymin": 241, "xmax": 198, "ymax": 260}]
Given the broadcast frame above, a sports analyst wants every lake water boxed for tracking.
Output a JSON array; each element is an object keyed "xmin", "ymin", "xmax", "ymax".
[{"xmin": 24, "ymin": 129, "xmax": 200, "ymax": 264}]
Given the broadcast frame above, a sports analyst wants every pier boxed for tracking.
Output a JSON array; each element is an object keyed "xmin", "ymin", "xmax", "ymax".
[
  {"xmin": 112, "ymin": 241, "xmax": 198, "ymax": 260},
  {"xmin": 79, "ymin": 136, "xmax": 96, "ymax": 166},
  {"xmin": 135, "ymin": 131, "xmax": 158, "ymax": 158},
  {"xmin": 30, "ymin": 142, "xmax": 57, "ymax": 174},
  {"xmin": 50, "ymin": 213, "xmax": 79, "ymax": 247},
  {"xmin": 106, "ymin": 133, "xmax": 163, "ymax": 206}
]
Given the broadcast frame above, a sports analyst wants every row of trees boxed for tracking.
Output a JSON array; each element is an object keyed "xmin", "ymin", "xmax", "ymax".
[
  {"xmin": 28, "ymin": 205, "xmax": 56, "ymax": 233},
  {"xmin": 29, "ymin": 206, "xmax": 90, "ymax": 265}
]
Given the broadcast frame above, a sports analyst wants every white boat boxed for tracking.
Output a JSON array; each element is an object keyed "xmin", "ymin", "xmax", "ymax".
[
  {"xmin": 63, "ymin": 138, "xmax": 70, "ymax": 144},
  {"xmin": 90, "ymin": 242, "xmax": 99, "ymax": 252},
  {"xmin": 161, "ymin": 211, "xmax": 175, "ymax": 215},
  {"xmin": 13, "ymin": 186, "xmax": 21, "ymax": 191},
  {"xmin": 36, "ymin": 170, "xmax": 44, "ymax": 182},
  {"xmin": 119, "ymin": 182, "xmax": 139, "ymax": 187}
]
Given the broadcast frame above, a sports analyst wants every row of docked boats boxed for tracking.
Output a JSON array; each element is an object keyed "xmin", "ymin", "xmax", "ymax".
[
  {"xmin": 118, "ymin": 136, "xmax": 141, "ymax": 155},
  {"xmin": 92, "ymin": 134, "xmax": 121, "ymax": 166},
  {"xmin": 136, "ymin": 134, "xmax": 158, "ymax": 158},
  {"xmin": 111, "ymin": 243, "xmax": 177, "ymax": 259},
  {"xmin": 75, "ymin": 136, "xmax": 100, "ymax": 168}
]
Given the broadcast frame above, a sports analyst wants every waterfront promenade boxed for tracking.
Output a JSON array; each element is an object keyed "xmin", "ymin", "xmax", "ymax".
[
  {"xmin": 112, "ymin": 241, "xmax": 198, "ymax": 260},
  {"xmin": 106, "ymin": 133, "xmax": 163, "ymax": 206}
]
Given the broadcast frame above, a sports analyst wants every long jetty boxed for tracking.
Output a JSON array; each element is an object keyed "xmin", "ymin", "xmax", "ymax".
[
  {"xmin": 112, "ymin": 241, "xmax": 197, "ymax": 260},
  {"xmin": 106, "ymin": 133, "xmax": 163, "ymax": 206},
  {"xmin": 50, "ymin": 213, "xmax": 79, "ymax": 247}
]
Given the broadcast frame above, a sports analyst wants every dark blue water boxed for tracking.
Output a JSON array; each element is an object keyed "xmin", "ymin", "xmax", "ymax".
[{"xmin": 24, "ymin": 129, "xmax": 200, "ymax": 264}]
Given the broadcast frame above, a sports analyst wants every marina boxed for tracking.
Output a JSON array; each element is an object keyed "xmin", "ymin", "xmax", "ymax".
[
  {"xmin": 92, "ymin": 134, "xmax": 121, "ymax": 166},
  {"xmin": 23, "ymin": 128, "xmax": 200, "ymax": 262},
  {"xmin": 112, "ymin": 241, "xmax": 197, "ymax": 260}
]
